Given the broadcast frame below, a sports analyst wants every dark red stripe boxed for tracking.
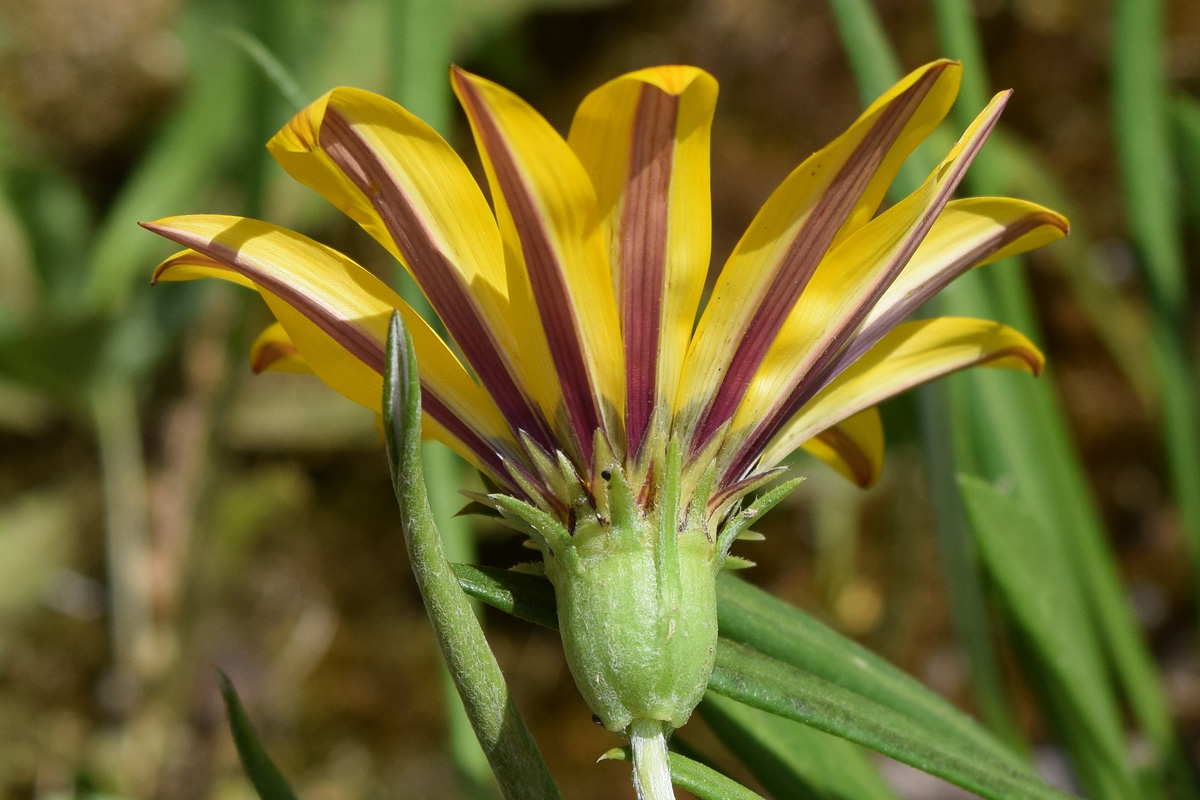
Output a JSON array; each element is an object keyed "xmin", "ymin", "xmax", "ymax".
[
  {"xmin": 143, "ymin": 220, "xmax": 511, "ymax": 481},
  {"xmin": 622, "ymin": 85, "xmax": 678, "ymax": 457},
  {"xmin": 319, "ymin": 109, "xmax": 555, "ymax": 450},
  {"xmin": 724, "ymin": 95, "xmax": 1009, "ymax": 481},
  {"xmin": 689, "ymin": 64, "xmax": 946, "ymax": 453},
  {"xmin": 454, "ymin": 72, "xmax": 605, "ymax": 463}
]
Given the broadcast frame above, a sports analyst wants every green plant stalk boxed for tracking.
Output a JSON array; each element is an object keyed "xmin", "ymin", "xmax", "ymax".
[
  {"xmin": 383, "ymin": 314, "xmax": 561, "ymax": 800},
  {"xmin": 1177, "ymin": 96, "xmax": 1200, "ymax": 228},
  {"xmin": 1112, "ymin": 0, "xmax": 1200, "ymax": 595},
  {"xmin": 601, "ymin": 746, "xmax": 769, "ymax": 800},
  {"xmin": 386, "ymin": 1, "xmax": 496, "ymax": 792},
  {"xmin": 92, "ymin": 377, "xmax": 154, "ymax": 689}
]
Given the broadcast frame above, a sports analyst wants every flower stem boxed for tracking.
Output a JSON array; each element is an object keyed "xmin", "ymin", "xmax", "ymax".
[{"xmin": 630, "ymin": 719, "xmax": 675, "ymax": 800}]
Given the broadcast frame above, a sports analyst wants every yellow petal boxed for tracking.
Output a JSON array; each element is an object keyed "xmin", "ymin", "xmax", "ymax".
[
  {"xmin": 143, "ymin": 215, "xmax": 519, "ymax": 480},
  {"xmin": 675, "ymin": 60, "xmax": 961, "ymax": 453},
  {"xmin": 568, "ymin": 66, "xmax": 718, "ymax": 458},
  {"xmin": 249, "ymin": 322, "xmax": 313, "ymax": 374},
  {"xmin": 757, "ymin": 317, "xmax": 1043, "ymax": 471},
  {"xmin": 799, "ymin": 406, "xmax": 884, "ymax": 487},
  {"xmin": 452, "ymin": 67, "xmax": 626, "ymax": 464},
  {"xmin": 269, "ymin": 87, "xmax": 554, "ymax": 447}
]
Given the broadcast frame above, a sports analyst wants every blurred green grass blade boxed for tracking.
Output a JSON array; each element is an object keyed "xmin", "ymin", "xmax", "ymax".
[
  {"xmin": 989, "ymin": 132, "xmax": 1157, "ymax": 407},
  {"xmin": 602, "ymin": 746, "xmax": 768, "ymax": 800},
  {"xmin": 958, "ymin": 475, "xmax": 1141, "ymax": 800},
  {"xmin": 709, "ymin": 641, "xmax": 1069, "ymax": 800},
  {"xmin": 383, "ymin": 316, "xmax": 561, "ymax": 800},
  {"xmin": 222, "ymin": 27, "xmax": 308, "ymax": 112},
  {"xmin": 699, "ymin": 691, "xmax": 896, "ymax": 800},
  {"xmin": 215, "ymin": 669, "xmax": 301, "ymax": 800},
  {"xmin": 1177, "ymin": 95, "xmax": 1200, "ymax": 227},
  {"xmin": 1113, "ymin": 0, "xmax": 1187, "ymax": 317},
  {"xmin": 390, "ymin": 0, "xmax": 453, "ymax": 132},
  {"xmin": 85, "ymin": 18, "xmax": 250, "ymax": 313},
  {"xmin": 1112, "ymin": 0, "xmax": 1200, "ymax": 597}
]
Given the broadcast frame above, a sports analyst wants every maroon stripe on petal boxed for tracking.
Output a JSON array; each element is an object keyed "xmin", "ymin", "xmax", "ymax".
[
  {"xmin": 454, "ymin": 72, "xmax": 604, "ymax": 463},
  {"xmin": 622, "ymin": 85, "xmax": 678, "ymax": 456},
  {"xmin": 723, "ymin": 95, "xmax": 1011, "ymax": 481},
  {"xmin": 422, "ymin": 391, "xmax": 512, "ymax": 486},
  {"xmin": 319, "ymin": 109, "xmax": 555, "ymax": 450},
  {"xmin": 690, "ymin": 64, "xmax": 945, "ymax": 452}
]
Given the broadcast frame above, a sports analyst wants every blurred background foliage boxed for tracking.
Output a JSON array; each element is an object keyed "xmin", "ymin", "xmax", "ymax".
[{"xmin": 0, "ymin": 0, "xmax": 1198, "ymax": 798}]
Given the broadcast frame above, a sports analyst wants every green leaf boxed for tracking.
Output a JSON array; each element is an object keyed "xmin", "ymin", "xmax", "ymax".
[
  {"xmin": 222, "ymin": 27, "xmax": 309, "ymax": 112},
  {"xmin": 958, "ymin": 475, "xmax": 1141, "ymax": 800},
  {"xmin": 214, "ymin": 669, "xmax": 301, "ymax": 800},
  {"xmin": 1177, "ymin": 95, "xmax": 1200, "ymax": 229},
  {"xmin": 382, "ymin": 314, "xmax": 561, "ymax": 800},
  {"xmin": 709, "ymin": 640, "xmax": 1069, "ymax": 800},
  {"xmin": 699, "ymin": 691, "xmax": 895, "ymax": 800},
  {"xmin": 601, "ymin": 746, "xmax": 767, "ymax": 800},
  {"xmin": 715, "ymin": 573, "xmax": 1030, "ymax": 775}
]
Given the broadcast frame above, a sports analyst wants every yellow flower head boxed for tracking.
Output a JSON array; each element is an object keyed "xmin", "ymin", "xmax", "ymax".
[{"xmin": 145, "ymin": 60, "xmax": 1065, "ymax": 530}]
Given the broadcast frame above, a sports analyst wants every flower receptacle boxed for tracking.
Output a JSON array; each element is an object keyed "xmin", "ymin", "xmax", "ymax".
[{"xmin": 542, "ymin": 463, "xmax": 719, "ymax": 734}]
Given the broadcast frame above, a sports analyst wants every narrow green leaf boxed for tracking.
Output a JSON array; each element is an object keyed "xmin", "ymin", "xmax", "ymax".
[
  {"xmin": 383, "ymin": 314, "xmax": 561, "ymax": 800},
  {"xmin": 86, "ymin": 14, "xmax": 250, "ymax": 311},
  {"xmin": 1177, "ymin": 95, "xmax": 1200, "ymax": 228},
  {"xmin": 451, "ymin": 563, "xmax": 558, "ymax": 630},
  {"xmin": 958, "ymin": 474, "xmax": 1140, "ymax": 800},
  {"xmin": 715, "ymin": 573, "xmax": 1031, "ymax": 775},
  {"xmin": 602, "ymin": 746, "xmax": 768, "ymax": 800},
  {"xmin": 709, "ymin": 640, "xmax": 1070, "ymax": 800},
  {"xmin": 1113, "ymin": 0, "xmax": 1186, "ymax": 316},
  {"xmin": 699, "ymin": 691, "xmax": 895, "ymax": 800},
  {"xmin": 214, "ymin": 669, "xmax": 301, "ymax": 800},
  {"xmin": 222, "ymin": 27, "xmax": 308, "ymax": 112},
  {"xmin": 1112, "ymin": 0, "xmax": 1200, "ymax": 643}
]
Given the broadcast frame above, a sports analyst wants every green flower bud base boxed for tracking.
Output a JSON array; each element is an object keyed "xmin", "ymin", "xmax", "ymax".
[{"xmin": 545, "ymin": 505, "xmax": 718, "ymax": 733}]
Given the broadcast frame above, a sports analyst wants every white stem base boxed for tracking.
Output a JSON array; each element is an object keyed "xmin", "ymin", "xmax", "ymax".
[{"xmin": 629, "ymin": 718, "xmax": 676, "ymax": 800}]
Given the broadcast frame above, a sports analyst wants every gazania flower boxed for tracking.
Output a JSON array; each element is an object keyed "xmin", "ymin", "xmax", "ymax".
[{"xmin": 144, "ymin": 59, "xmax": 1065, "ymax": 799}]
